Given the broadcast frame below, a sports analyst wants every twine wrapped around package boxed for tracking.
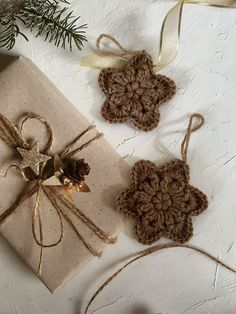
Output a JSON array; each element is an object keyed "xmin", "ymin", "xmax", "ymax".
[
  {"xmin": 0, "ymin": 55, "xmax": 131, "ymax": 292},
  {"xmin": 0, "ymin": 112, "xmax": 117, "ymax": 276}
]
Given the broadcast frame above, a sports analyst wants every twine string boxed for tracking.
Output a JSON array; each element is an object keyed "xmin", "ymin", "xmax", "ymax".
[
  {"xmin": 181, "ymin": 113, "xmax": 204, "ymax": 163},
  {"xmin": 43, "ymin": 186, "xmax": 102, "ymax": 257},
  {"xmin": 84, "ymin": 243, "xmax": 236, "ymax": 314},
  {"xmin": 96, "ymin": 33, "xmax": 141, "ymax": 58},
  {"xmin": 0, "ymin": 113, "xmax": 28, "ymax": 149},
  {"xmin": 44, "ymin": 186, "xmax": 116, "ymax": 249},
  {"xmin": 52, "ymin": 188, "xmax": 117, "ymax": 244},
  {"xmin": 20, "ymin": 112, "xmax": 53, "ymax": 154},
  {"xmin": 60, "ymin": 125, "xmax": 95, "ymax": 159},
  {"xmin": 0, "ymin": 164, "xmax": 29, "ymax": 181},
  {"xmin": 60, "ymin": 125, "xmax": 103, "ymax": 160},
  {"xmin": 31, "ymin": 185, "xmax": 64, "ymax": 249},
  {"xmin": 0, "ymin": 182, "xmax": 38, "ymax": 226},
  {"xmin": 66, "ymin": 133, "xmax": 103, "ymax": 159},
  {"xmin": 31, "ymin": 187, "xmax": 44, "ymax": 276}
]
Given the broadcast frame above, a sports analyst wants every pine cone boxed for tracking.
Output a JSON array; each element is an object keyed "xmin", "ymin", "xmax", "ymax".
[{"xmin": 63, "ymin": 159, "xmax": 90, "ymax": 184}]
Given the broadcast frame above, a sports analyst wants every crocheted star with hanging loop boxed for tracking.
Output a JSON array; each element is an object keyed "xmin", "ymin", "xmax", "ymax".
[
  {"xmin": 99, "ymin": 51, "xmax": 176, "ymax": 131},
  {"xmin": 17, "ymin": 141, "xmax": 51, "ymax": 176},
  {"xmin": 96, "ymin": 34, "xmax": 176, "ymax": 131},
  {"xmin": 117, "ymin": 114, "xmax": 208, "ymax": 244}
]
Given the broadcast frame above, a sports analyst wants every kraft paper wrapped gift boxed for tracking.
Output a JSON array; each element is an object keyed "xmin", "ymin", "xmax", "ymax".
[{"xmin": 0, "ymin": 55, "xmax": 130, "ymax": 292}]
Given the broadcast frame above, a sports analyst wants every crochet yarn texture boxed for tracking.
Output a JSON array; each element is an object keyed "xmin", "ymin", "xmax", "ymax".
[
  {"xmin": 117, "ymin": 114, "xmax": 208, "ymax": 244},
  {"xmin": 98, "ymin": 51, "xmax": 176, "ymax": 131}
]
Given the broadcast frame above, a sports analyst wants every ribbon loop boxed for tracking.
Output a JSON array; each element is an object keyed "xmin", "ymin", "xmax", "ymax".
[
  {"xmin": 20, "ymin": 112, "xmax": 53, "ymax": 154},
  {"xmin": 32, "ymin": 186, "xmax": 64, "ymax": 249}
]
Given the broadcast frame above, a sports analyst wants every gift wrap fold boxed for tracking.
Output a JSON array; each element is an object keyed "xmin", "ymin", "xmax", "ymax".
[{"xmin": 0, "ymin": 55, "xmax": 130, "ymax": 292}]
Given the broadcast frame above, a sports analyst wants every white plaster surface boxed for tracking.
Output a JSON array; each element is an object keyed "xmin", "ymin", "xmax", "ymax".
[{"xmin": 0, "ymin": 1, "xmax": 236, "ymax": 313}]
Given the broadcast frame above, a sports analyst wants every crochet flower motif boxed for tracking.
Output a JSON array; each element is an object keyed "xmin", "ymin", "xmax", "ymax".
[
  {"xmin": 117, "ymin": 159, "xmax": 208, "ymax": 244},
  {"xmin": 98, "ymin": 51, "xmax": 176, "ymax": 131}
]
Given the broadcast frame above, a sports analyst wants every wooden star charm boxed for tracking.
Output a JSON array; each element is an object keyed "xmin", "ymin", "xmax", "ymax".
[{"xmin": 17, "ymin": 141, "xmax": 51, "ymax": 175}]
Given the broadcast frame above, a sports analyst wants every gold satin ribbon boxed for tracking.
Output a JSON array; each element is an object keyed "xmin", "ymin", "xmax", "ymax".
[{"xmin": 81, "ymin": 0, "xmax": 236, "ymax": 72}]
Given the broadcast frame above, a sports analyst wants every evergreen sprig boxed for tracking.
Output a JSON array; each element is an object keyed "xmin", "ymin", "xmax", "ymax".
[{"xmin": 0, "ymin": 0, "xmax": 87, "ymax": 50}]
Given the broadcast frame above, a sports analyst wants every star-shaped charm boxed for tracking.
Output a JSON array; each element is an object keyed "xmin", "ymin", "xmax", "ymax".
[
  {"xmin": 117, "ymin": 159, "xmax": 208, "ymax": 244},
  {"xmin": 98, "ymin": 51, "xmax": 176, "ymax": 131},
  {"xmin": 17, "ymin": 141, "xmax": 51, "ymax": 176}
]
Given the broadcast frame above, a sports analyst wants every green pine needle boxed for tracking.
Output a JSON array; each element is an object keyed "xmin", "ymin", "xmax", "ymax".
[{"xmin": 0, "ymin": 0, "xmax": 87, "ymax": 51}]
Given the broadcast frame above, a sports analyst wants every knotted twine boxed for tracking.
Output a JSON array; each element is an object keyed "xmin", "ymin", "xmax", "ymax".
[{"xmin": 0, "ymin": 112, "xmax": 116, "ymax": 276}]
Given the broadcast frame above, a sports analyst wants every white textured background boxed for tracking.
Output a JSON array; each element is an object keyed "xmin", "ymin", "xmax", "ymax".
[{"xmin": 0, "ymin": 1, "xmax": 236, "ymax": 313}]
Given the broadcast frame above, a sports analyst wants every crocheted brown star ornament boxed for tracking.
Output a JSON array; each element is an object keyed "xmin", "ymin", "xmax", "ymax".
[
  {"xmin": 117, "ymin": 114, "xmax": 208, "ymax": 244},
  {"xmin": 98, "ymin": 51, "xmax": 176, "ymax": 131}
]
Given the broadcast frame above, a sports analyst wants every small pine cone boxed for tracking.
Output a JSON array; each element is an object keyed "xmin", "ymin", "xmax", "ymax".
[{"xmin": 63, "ymin": 159, "xmax": 90, "ymax": 184}]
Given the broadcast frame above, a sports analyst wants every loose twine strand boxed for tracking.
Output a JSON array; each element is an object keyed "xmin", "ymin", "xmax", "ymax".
[
  {"xmin": 0, "ymin": 164, "xmax": 28, "ymax": 181},
  {"xmin": 0, "ymin": 113, "xmax": 28, "ymax": 149},
  {"xmin": 181, "ymin": 113, "xmax": 204, "ymax": 163},
  {"xmin": 96, "ymin": 33, "xmax": 142, "ymax": 58},
  {"xmin": 42, "ymin": 185, "xmax": 102, "ymax": 257},
  {"xmin": 60, "ymin": 125, "xmax": 103, "ymax": 160},
  {"xmin": 31, "ymin": 185, "xmax": 65, "ymax": 276},
  {"xmin": 84, "ymin": 243, "xmax": 236, "ymax": 314},
  {"xmin": 32, "ymin": 188, "xmax": 43, "ymax": 276},
  {"xmin": 43, "ymin": 186, "xmax": 117, "ymax": 258},
  {"xmin": 53, "ymin": 189, "xmax": 117, "ymax": 245}
]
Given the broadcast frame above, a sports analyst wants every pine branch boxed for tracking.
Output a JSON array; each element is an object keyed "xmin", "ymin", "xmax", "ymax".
[
  {"xmin": 0, "ymin": 15, "xmax": 28, "ymax": 49},
  {"xmin": 0, "ymin": 1, "xmax": 27, "ymax": 49},
  {"xmin": 0, "ymin": 0, "xmax": 87, "ymax": 50}
]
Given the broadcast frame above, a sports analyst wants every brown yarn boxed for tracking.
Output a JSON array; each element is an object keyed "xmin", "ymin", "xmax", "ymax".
[
  {"xmin": 117, "ymin": 114, "xmax": 207, "ymax": 244},
  {"xmin": 20, "ymin": 112, "xmax": 53, "ymax": 154},
  {"xmin": 181, "ymin": 113, "xmax": 204, "ymax": 163},
  {"xmin": 96, "ymin": 33, "xmax": 141, "ymax": 58},
  {"xmin": 98, "ymin": 50, "xmax": 176, "ymax": 131},
  {"xmin": 84, "ymin": 243, "xmax": 236, "ymax": 314}
]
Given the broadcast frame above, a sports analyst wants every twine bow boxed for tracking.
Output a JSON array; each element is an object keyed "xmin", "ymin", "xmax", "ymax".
[{"xmin": 0, "ymin": 112, "xmax": 116, "ymax": 276}]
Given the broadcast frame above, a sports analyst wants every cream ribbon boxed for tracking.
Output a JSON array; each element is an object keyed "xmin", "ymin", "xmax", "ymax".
[{"xmin": 81, "ymin": 0, "xmax": 236, "ymax": 72}]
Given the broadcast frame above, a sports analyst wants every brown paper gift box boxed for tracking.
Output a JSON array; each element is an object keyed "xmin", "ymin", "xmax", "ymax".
[{"xmin": 0, "ymin": 55, "xmax": 130, "ymax": 292}]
